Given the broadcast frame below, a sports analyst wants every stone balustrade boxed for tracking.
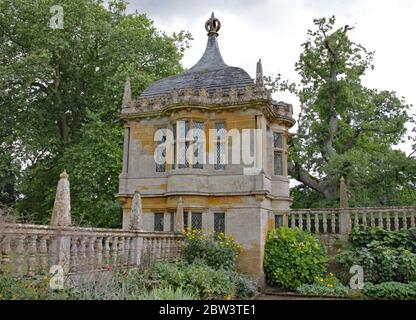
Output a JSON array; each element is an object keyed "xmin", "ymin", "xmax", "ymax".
[
  {"xmin": 0, "ymin": 223, "xmax": 182, "ymax": 277},
  {"xmin": 283, "ymin": 206, "xmax": 416, "ymax": 235}
]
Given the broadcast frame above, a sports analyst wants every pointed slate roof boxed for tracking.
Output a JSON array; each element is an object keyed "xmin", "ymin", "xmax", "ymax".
[{"xmin": 140, "ymin": 13, "xmax": 254, "ymax": 99}]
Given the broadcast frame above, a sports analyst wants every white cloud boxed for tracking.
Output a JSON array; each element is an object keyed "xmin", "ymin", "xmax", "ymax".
[{"xmin": 126, "ymin": 0, "xmax": 416, "ymax": 155}]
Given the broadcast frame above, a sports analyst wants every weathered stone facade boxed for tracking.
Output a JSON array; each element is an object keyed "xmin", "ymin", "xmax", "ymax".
[{"xmin": 116, "ymin": 13, "xmax": 295, "ymax": 282}]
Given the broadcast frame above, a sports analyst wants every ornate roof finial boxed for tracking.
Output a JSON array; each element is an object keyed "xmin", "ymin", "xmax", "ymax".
[
  {"xmin": 256, "ymin": 59, "xmax": 264, "ymax": 87},
  {"xmin": 205, "ymin": 12, "xmax": 221, "ymax": 37}
]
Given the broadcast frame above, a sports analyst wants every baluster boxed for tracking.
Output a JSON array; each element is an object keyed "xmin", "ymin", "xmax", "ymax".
[
  {"xmin": 306, "ymin": 213, "xmax": 311, "ymax": 232},
  {"xmin": 298, "ymin": 213, "xmax": 303, "ymax": 230},
  {"xmin": 1, "ymin": 235, "xmax": 11, "ymax": 267},
  {"xmin": 394, "ymin": 212, "xmax": 399, "ymax": 230},
  {"xmin": 27, "ymin": 235, "xmax": 37, "ymax": 276},
  {"xmin": 410, "ymin": 210, "xmax": 415, "ymax": 229},
  {"xmin": 129, "ymin": 237, "xmax": 136, "ymax": 266},
  {"xmin": 86, "ymin": 237, "xmax": 96, "ymax": 271},
  {"xmin": 154, "ymin": 238, "xmax": 160, "ymax": 260},
  {"xmin": 39, "ymin": 236, "xmax": 48, "ymax": 272},
  {"xmin": 150, "ymin": 238, "xmax": 156, "ymax": 262},
  {"xmin": 96, "ymin": 237, "xmax": 103, "ymax": 269},
  {"xmin": 290, "ymin": 214, "xmax": 295, "ymax": 228},
  {"xmin": 112, "ymin": 237, "xmax": 118, "ymax": 266},
  {"xmin": 378, "ymin": 212, "xmax": 383, "ymax": 228},
  {"xmin": 158, "ymin": 238, "xmax": 164, "ymax": 260},
  {"xmin": 402, "ymin": 210, "xmax": 408, "ymax": 230},
  {"xmin": 370, "ymin": 212, "xmax": 375, "ymax": 228},
  {"xmin": 354, "ymin": 212, "xmax": 359, "ymax": 228},
  {"xmin": 15, "ymin": 236, "xmax": 25, "ymax": 277},
  {"xmin": 79, "ymin": 237, "xmax": 87, "ymax": 271},
  {"xmin": 124, "ymin": 237, "xmax": 130, "ymax": 267},
  {"xmin": 362, "ymin": 212, "xmax": 367, "ymax": 228},
  {"xmin": 118, "ymin": 237, "xmax": 124, "ymax": 266},
  {"xmin": 386, "ymin": 212, "xmax": 391, "ymax": 231},
  {"xmin": 314, "ymin": 213, "xmax": 320, "ymax": 234},
  {"xmin": 166, "ymin": 238, "xmax": 172, "ymax": 259},
  {"xmin": 70, "ymin": 237, "xmax": 78, "ymax": 272},
  {"xmin": 163, "ymin": 238, "xmax": 169, "ymax": 259},
  {"xmin": 104, "ymin": 237, "xmax": 111, "ymax": 265},
  {"xmin": 331, "ymin": 213, "xmax": 336, "ymax": 233},
  {"xmin": 322, "ymin": 212, "xmax": 327, "ymax": 233}
]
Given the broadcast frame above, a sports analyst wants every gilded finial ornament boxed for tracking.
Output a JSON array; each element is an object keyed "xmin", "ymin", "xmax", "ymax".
[{"xmin": 205, "ymin": 12, "xmax": 221, "ymax": 36}]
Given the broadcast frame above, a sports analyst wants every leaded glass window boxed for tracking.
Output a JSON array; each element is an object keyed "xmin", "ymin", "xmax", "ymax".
[
  {"xmin": 274, "ymin": 214, "xmax": 283, "ymax": 229},
  {"xmin": 172, "ymin": 123, "xmax": 177, "ymax": 169},
  {"xmin": 214, "ymin": 123, "xmax": 226, "ymax": 170},
  {"xmin": 155, "ymin": 129, "xmax": 166, "ymax": 172},
  {"xmin": 214, "ymin": 212, "xmax": 225, "ymax": 233},
  {"xmin": 273, "ymin": 132, "xmax": 283, "ymax": 149},
  {"xmin": 274, "ymin": 151, "xmax": 283, "ymax": 176},
  {"xmin": 178, "ymin": 121, "xmax": 189, "ymax": 169},
  {"xmin": 191, "ymin": 212, "xmax": 202, "ymax": 230},
  {"xmin": 273, "ymin": 131, "xmax": 284, "ymax": 176},
  {"xmin": 192, "ymin": 121, "xmax": 204, "ymax": 169},
  {"xmin": 154, "ymin": 213, "xmax": 164, "ymax": 231},
  {"xmin": 169, "ymin": 212, "xmax": 174, "ymax": 232},
  {"xmin": 183, "ymin": 211, "xmax": 189, "ymax": 230}
]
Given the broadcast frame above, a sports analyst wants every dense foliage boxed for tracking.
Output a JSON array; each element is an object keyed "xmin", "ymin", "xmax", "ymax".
[
  {"xmin": 264, "ymin": 227, "xmax": 328, "ymax": 289},
  {"xmin": 296, "ymin": 274, "xmax": 349, "ymax": 297},
  {"xmin": 363, "ymin": 282, "xmax": 416, "ymax": 300},
  {"xmin": 0, "ymin": 261, "xmax": 257, "ymax": 300},
  {"xmin": 336, "ymin": 227, "xmax": 416, "ymax": 284},
  {"xmin": 182, "ymin": 229, "xmax": 242, "ymax": 271},
  {"xmin": 267, "ymin": 16, "xmax": 415, "ymax": 208},
  {"xmin": 0, "ymin": 0, "xmax": 191, "ymax": 226}
]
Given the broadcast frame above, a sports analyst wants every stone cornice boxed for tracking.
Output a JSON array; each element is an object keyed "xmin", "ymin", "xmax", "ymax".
[{"xmin": 120, "ymin": 86, "xmax": 295, "ymax": 127}]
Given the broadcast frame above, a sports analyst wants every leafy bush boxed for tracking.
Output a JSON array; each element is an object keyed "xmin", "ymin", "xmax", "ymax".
[
  {"xmin": 349, "ymin": 227, "xmax": 416, "ymax": 251},
  {"xmin": 138, "ymin": 286, "xmax": 197, "ymax": 300},
  {"xmin": 264, "ymin": 227, "xmax": 328, "ymax": 290},
  {"xmin": 296, "ymin": 273, "xmax": 349, "ymax": 297},
  {"xmin": 363, "ymin": 282, "xmax": 416, "ymax": 300},
  {"xmin": 182, "ymin": 229, "xmax": 242, "ymax": 271},
  {"xmin": 229, "ymin": 272, "xmax": 258, "ymax": 299},
  {"xmin": 150, "ymin": 261, "xmax": 236, "ymax": 299},
  {"xmin": 0, "ymin": 272, "xmax": 69, "ymax": 300},
  {"xmin": 336, "ymin": 227, "xmax": 416, "ymax": 284}
]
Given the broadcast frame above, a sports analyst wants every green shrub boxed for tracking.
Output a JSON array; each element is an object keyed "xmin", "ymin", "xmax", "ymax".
[
  {"xmin": 138, "ymin": 286, "xmax": 197, "ymax": 300},
  {"xmin": 182, "ymin": 229, "xmax": 242, "ymax": 271},
  {"xmin": 350, "ymin": 227, "xmax": 416, "ymax": 251},
  {"xmin": 296, "ymin": 273, "xmax": 348, "ymax": 297},
  {"xmin": 336, "ymin": 227, "xmax": 416, "ymax": 284},
  {"xmin": 151, "ymin": 261, "xmax": 236, "ymax": 299},
  {"xmin": 264, "ymin": 227, "xmax": 328, "ymax": 290},
  {"xmin": 0, "ymin": 271, "xmax": 69, "ymax": 300},
  {"xmin": 229, "ymin": 272, "xmax": 258, "ymax": 299},
  {"xmin": 363, "ymin": 282, "xmax": 416, "ymax": 300},
  {"xmin": 149, "ymin": 261, "xmax": 257, "ymax": 300},
  {"xmin": 296, "ymin": 283, "xmax": 349, "ymax": 297}
]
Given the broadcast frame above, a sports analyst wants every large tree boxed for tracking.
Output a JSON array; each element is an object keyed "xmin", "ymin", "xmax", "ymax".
[
  {"xmin": 267, "ymin": 16, "xmax": 415, "ymax": 207},
  {"xmin": 0, "ymin": 0, "xmax": 191, "ymax": 226}
]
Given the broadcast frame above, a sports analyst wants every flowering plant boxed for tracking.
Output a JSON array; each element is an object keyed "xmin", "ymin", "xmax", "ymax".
[{"xmin": 182, "ymin": 229, "xmax": 242, "ymax": 271}]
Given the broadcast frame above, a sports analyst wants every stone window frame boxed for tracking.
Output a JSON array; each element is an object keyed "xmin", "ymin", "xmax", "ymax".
[
  {"xmin": 169, "ymin": 119, "xmax": 207, "ymax": 171},
  {"xmin": 272, "ymin": 131, "xmax": 285, "ymax": 176}
]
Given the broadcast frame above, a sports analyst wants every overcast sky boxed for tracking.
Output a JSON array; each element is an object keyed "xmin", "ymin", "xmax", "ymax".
[{"xmin": 123, "ymin": 0, "xmax": 415, "ymax": 154}]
